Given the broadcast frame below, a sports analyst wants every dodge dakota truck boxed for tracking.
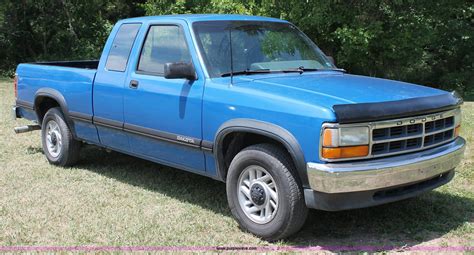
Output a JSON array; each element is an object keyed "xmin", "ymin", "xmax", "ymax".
[{"xmin": 12, "ymin": 14, "xmax": 465, "ymax": 240}]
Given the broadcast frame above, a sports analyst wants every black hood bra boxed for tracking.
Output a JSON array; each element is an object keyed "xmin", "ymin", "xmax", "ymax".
[{"xmin": 333, "ymin": 92, "xmax": 463, "ymax": 124}]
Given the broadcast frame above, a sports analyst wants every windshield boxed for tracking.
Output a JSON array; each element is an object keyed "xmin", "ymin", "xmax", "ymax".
[{"xmin": 192, "ymin": 21, "xmax": 335, "ymax": 78}]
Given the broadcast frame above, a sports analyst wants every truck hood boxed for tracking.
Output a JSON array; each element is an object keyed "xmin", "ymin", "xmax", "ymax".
[{"xmin": 236, "ymin": 71, "xmax": 447, "ymax": 107}]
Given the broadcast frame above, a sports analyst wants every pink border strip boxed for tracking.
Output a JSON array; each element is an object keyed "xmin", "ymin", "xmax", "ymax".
[{"xmin": 0, "ymin": 246, "xmax": 472, "ymax": 252}]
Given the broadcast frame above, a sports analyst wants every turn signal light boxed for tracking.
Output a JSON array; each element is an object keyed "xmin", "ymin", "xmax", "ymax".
[
  {"xmin": 454, "ymin": 124, "xmax": 461, "ymax": 137},
  {"xmin": 322, "ymin": 128, "xmax": 338, "ymax": 147},
  {"xmin": 322, "ymin": 145, "xmax": 369, "ymax": 159}
]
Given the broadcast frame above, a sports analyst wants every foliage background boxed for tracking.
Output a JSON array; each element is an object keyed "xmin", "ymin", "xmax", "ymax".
[{"xmin": 0, "ymin": 0, "xmax": 472, "ymax": 95}]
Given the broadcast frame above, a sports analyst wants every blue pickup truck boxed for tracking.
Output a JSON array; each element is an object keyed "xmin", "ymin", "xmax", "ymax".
[{"xmin": 13, "ymin": 14, "xmax": 465, "ymax": 239}]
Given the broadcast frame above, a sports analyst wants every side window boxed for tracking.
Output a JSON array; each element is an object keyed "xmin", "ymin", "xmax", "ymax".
[
  {"xmin": 137, "ymin": 25, "xmax": 192, "ymax": 75},
  {"xmin": 105, "ymin": 23, "xmax": 141, "ymax": 72}
]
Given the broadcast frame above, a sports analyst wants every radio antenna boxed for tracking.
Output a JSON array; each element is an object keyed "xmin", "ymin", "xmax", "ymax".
[{"xmin": 229, "ymin": 27, "xmax": 234, "ymax": 85}]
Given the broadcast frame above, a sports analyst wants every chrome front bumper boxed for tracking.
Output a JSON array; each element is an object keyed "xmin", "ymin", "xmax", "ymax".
[{"xmin": 307, "ymin": 137, "xmax": 465, "ymax": 194}]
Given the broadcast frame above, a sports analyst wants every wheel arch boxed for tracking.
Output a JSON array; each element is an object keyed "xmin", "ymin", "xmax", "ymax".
[
  {"xmin": 34, "ymin": 88, "xmax": 77, "ymax": 138},
  {"xmin": 214, "ymin": 119, "xmax": 309, "ymax": 187}
]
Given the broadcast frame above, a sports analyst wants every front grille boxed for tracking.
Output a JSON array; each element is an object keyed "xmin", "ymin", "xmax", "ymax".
[
  {"xmin": 321, "ymin": 108, "xmax": 460, "ymax": 162},
  {"xmin": 371, "ymin": 113, "xmax": 456, "ymax": 157}
]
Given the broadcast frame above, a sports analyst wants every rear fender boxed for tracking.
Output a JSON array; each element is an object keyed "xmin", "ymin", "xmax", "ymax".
[{"xmin": 34, "ymin": 88, "xmax": 77, "ymax": 139}]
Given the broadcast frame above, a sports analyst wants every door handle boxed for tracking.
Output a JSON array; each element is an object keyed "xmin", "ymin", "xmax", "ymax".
[{"xmin": 129, "ymin": 80, "xmax": 139, "ymax": 89}]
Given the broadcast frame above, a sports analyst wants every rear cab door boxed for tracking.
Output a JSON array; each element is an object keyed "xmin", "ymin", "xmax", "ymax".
[
  {"xmin": 93, "ymin": 22, "xmax": 142, "ymax": 151},
  {"xmin": 123, "ymin": 19, "xmax": 207, "ymax": 173}
]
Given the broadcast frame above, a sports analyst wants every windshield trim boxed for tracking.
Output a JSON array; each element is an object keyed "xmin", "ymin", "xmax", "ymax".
[{"xmin": 191, "ymin": 20, "xmax": 336, "ymax": 79}]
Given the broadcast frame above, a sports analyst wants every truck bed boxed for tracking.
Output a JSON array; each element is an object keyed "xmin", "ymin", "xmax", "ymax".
[{"xmin": 15, "ymin": 62, "xmax": 97, "ymax": 123}]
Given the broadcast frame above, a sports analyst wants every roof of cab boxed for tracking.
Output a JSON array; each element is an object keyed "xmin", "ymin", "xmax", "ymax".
[{"xmin": 120, "ymin": 14, "xmax": 287, "ymax": 23}]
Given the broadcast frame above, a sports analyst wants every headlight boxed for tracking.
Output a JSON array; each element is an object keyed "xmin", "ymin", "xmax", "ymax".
[
  {"xmin": 339, "ymin": 127, "xmax": 370, "ymax": 145},
  {"xmin": 322, "ymin": 126, "xmax": 369, "ymax": 159}
]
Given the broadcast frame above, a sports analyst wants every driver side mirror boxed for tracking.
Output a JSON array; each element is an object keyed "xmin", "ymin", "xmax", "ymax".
[{"xmin": 164, "ymin": 62, "xmax": 197, "ymax": 80}]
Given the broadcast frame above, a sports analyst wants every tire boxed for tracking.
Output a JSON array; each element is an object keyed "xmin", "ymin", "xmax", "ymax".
[
  {"xmin": 41, "ymin": 107, "xmax": 81, "ymax": 166},
  {"xmin": 226, "ymin": 143, "xmax": 308, "ymax": 240}
]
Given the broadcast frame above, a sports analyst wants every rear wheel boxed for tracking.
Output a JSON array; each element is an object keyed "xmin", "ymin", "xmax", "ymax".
[
  {"xmin": 41, "ymin": 107, "xmax": 81, "ymax": 166},
  {"xmin": 226, "ymin": 143, "xmax": 308, "ymax": 240}
]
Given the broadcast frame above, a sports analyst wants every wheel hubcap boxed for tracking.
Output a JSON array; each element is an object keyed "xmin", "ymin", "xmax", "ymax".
[
  {"xmin": 45, "ymin": 120, "xmax": 62, "ymax": 158},
  {"xmin": 250, "ymin": 183, "xmax": 266, "ymax": 206},
  {"xmin": 237, "ymin": 165, "xmax": 278, "ymax": 224}
]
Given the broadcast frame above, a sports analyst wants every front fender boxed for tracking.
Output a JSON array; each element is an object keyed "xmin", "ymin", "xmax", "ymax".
[{"xmin": 214, "ymin": 118, "xmax": 309, "ymax": 187}]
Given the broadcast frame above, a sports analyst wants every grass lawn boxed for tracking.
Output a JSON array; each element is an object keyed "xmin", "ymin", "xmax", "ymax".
[{"xmin": 0, "ymin": 78, "xmax": 473, "ymax": 252}]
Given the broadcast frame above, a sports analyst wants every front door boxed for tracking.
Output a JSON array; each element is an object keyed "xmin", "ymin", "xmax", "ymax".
[{"xmin": 123, "ymin": 23, "xmax": 206, "ymax": 172}]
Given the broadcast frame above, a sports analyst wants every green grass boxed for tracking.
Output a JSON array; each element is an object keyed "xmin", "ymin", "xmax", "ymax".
[{"xmin": 0, "ymin": 79, "xmax": 473, "ymax": 251}]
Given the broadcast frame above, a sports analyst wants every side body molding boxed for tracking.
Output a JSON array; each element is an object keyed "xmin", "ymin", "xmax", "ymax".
[{"xmin": 214, "ymin": 119, "xmax": 309, "ymax": 187}]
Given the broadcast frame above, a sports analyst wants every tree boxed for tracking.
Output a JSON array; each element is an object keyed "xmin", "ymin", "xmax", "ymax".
[
  {"xmin": 141, "ymin": 0, "xmax": 473, "ymax": 94},
  {"xmin": 0, "ymin": 0, "xmax": 471, "ymax": 95},
  {"xmin": 0, "ymin": 0, "xmax": 144, "ymax": 75}
]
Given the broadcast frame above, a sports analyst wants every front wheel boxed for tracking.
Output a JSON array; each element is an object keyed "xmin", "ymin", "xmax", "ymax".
[
  {"xmin": 41, "ymin": 107, "xmax": 81, "ymax": 166},
  {"xmin": 226, "ymin": 144, "xmax": 308, "ymax": 240}
]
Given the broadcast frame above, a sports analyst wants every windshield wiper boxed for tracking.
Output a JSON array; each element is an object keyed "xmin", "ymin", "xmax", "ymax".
[
  {"xmin": 282, "ymin": 67, "xmax": 319, "ymax": 74},
  {"xmin": 221, "ymin": 67, "xmax": 346, "ymax": 77},
  {"xmin": 282, "ymin": 67, "xmax": 347, "ymax": 74},
  {"xmin": 326, "ymin": 68, "xmax": 347, "ymax": 73},
  {"xmin": 221, "ymin": 69, "xmax": 272, "ymax": 77}
]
